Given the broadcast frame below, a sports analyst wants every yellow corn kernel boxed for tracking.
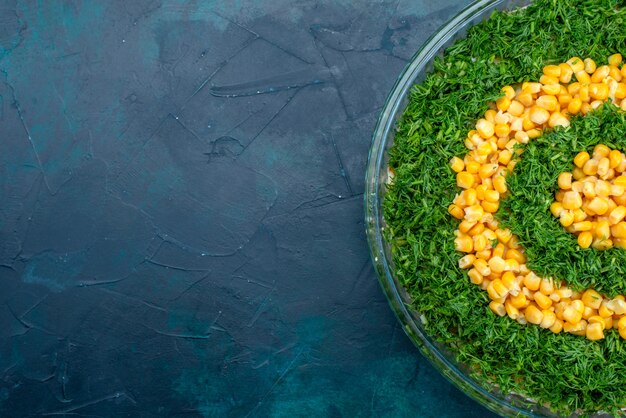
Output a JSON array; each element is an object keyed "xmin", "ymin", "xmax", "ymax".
[
  {"xmin": 476, "ymin": 249, "xmax": 492, "ymax": 260},
  {"xmin": 479, "ymin": 163, "xmax": 499, "ymax": 179},
  {"xmin": 556, "ymin": 63, "xmax": 572, "ymax": 84},
  {"xmin": 481, "ymin": 200, "xmax": 499, "ymax": 213},
  {"xmin": 496, "ymin": 96, "xmax": 511, "ymax": 112},
  {"xmin": 584, "ymin": 58, "xmax": 597, "ymax": 74},
  {"xmin": 542, "ymin": 83, "xmax": 561, "ymax": 96},
  {"xmin": 619, "ymin": 327, "xmax": 626, "ymax": 340},
  {"xmin": 560, "ymin": 210, "xmax": 575, "ymax": 227},
  {"xmin": 476, "ymin": 118, "xmax": 495, "ymax": 139},
  {"xmin": 508, "ymin": 101, "xmax": 525, "ymax": 118},
  {"xmin": 476, "ymin": 141, "xmax": 492, "ymax": 157},
  {"xmin": 557, "ymin": 173, "xmax": 574, "ymax": 190},
  {"xmin": 477, "ymin": 183, "xmax": 491, "ymax": 200},
  {"xmin": 581, "ymin": 102, "xmax": 593, "ymax": 114},
  {"xmin": 484, "ymin": 189, "xmax": 500, "ymax": 203},
  {"xmin": 534, "ymin": 291, "xmax": 553, "ymax": 310},
  {"xmin": 586, "ymin": 322, "xmax": 605, "ymax": 340},
  {"xmin": 525, "ymin": 304, "xmax": 544, "ymax": 325},
  {"xmin": 458, "ymin": 254, "xmax": 475, "ymax": 269},
  {"xmin": 567, "ymin": 97, "xmax": 582, "ymax": 114},
  {"xmin": 517, "ymin": 91, "xmax": 534, "ymax": 109},
  {"xmin": 595, "ymin": 220, "xmax": 610, "ymax": 240},
  {"xmin": 448, "ymin": 204, "xmax": 464, "ymax": 219},
  {"xmin": 527, "ymin": 129, "xmax": 542, "ymax": 141},
  {"xmin": 610, "ymin": 66, "xmax": 623, "ymax": 82},
  {"xmin": 543, "ymin": 65, "xmax": 561, "ymax": 78},
  {"xmin": 509, "ymin": 292, "xmax": 528, "ymax": 309},
  {"xmin": 505, "ymin": 300, "xmax": 520, "ymax": 320},
  {"xmin": 539, "ymin": 279, "xmax": 555, "ymax": 295},
  {"xmin": 618, "ymin": 316, "xmax": 626, "ymax": 330},
  {"xmin": 537, "ymin": 310, "xmax": 555, "ymax": 329},
  {"xmin": 599, "ymin": 301, "xmax": 614, "ymax": 318},
  {"xmin": 572, "ymin": 221, "xmax": 592, "ymax": 232},
  {"xmin": 573, "ymin": 151, "xmax": 590, "ymax": 168},
  {"xmin": 611, "ymin": 186, "xmax": 625, "ymax": 199},
  {"xmin": 502, "ymin": 85, "xmax": 516, "ymax": 100},
  {"xmin": 459, "ymin": 219, "xmax": 476, "ymax": 234},
  {"xmin": 588, "ymin": 197, "xmax": 609, "ymax": 215},
  {"xmin": 550, "ymin": 202, "xmax": 564, "ymax": 217},
  {"xmin": 493, "ymin": 175, "xmax": 507, "ymax": 194},
  {"xmin": 473, "ymin": 234, "xmax": 488, "ymax": 252},
  {"xmin": 609, "ymin": 206, "xmax": 626, "ymax": 225},
  {"xmin": 590, "ymin": 83, "xmax": 609, "ymax": 101},
  {"xmin": 609, "ymin": 150, "xmax": 624, "ymax": 169},
  {"xmin": 457, "ymin": 172, "xmax": 475, "ymax": 189},
  {"xmin": 595, "ymin": 180, "xmax": 611, "ymax": 197},
  {"xmin": 597, "ymin": 157, "xmax": 610, "ymax": 177},
  {"xmin": 579, "ymin": 85, "xmax": 591, "ymax": 104},
  {"xmin": 487, "ymin": 278, "xmax": 509, "ymax": 300},
  {"xmin": 473, "ymin": 258, "xmax": 491, "ymax": 277},
  {"xmin": 467, "ymin": 268, "xmax": 483, "ymax": 285},
  {"xmin": 576, "ymin": 70, "xmax": 591, "ymax": 85},
  {"xmin": 498, "ymin": 150, "xmax": 512, "ymax": 166},
  {"xmin": 460, "ymin": 188, "xmax": 478, "ymax": 206},
  {"xmin": 506, "ymin": 248, "xmax": 525, "ymax": 264},
  {"xmin": 581, "ymin": 289, "xmax": 602, "ymax": 309},
  {"xmin": 454, "ymin": 234, "xmax": 473, "ymax": 253},
  {"xmin": 488, "ymin": 256, "xmax": 506, "ymax": 274},
  {"xmin": 504, "ymin": 258, "xmax": 520, "ymax": 273},
  {"xmin": 563, "ymin": 300, "xmax": 585, "ymax": 324},
  {"xmin": 490, "ymin": 229, "xmax": 509, "ymax": 246},
  {"xmin": 492, "ymin": 243, "xmax": 506, "ymax": 259},
  {"xmin": 558, "ymin": 93, "xmax": 573, "ymax": 108},
  {"xmin": 536, "ymin": 95, "xmax": 559, "ymax": 111},
  {"xmin": 489, "ymin": 301, "xmax": 506, "ymax": 316},
  {"xmin": 611, "ymin": 222, "xmax": 626, "ymax": 239},
  {"xmin": 582, "ymin": 306, "xmax": 596, "ymax": 321},
  {"xmin": 592, "ymin": 237, "xmax": 613, "ymax": 250},
  {"xmin": 573, "ymin": 208, "xmax": 586, "ymax": 222},
  {"xmin": 494, "ymin": 123, "xmax": 510, "ymax": 138},
  {"xmin": 583, "ymin": 158, "xmax": 599, "ymax": 176},
  {"xmin": 615, "ymin": 175, "xmax": 626, "ymax": 186},
  {"xmin": 466, "ymin": 160, "xmax": 480, "ymax": 174},
  {"xmin": 549, "ymin": 318, "xmax": 564, "ymax": 334},
  {"xmin": 610, "ymin": 53, "xmax": 625, "ymax": 67},
  {"xmin": 588, "ymin": 315, "xmax": 606, "ymax": 330},
  {"xmin": 578, "ymin": 231, "xmax": 593, "ymax": 249},
  {"xmin": 529, "ymin": 106, "xmax": 550, "ymax": 125},
  {"xmin": 591, "ymin": 65, "xmax": 610, "ymax": 83},
  {"xmin": 562, "ymin": 191, "xmax": 583, "ymax": 210},
  {"xmin": 615, "ymin": 83, "xmax": 626, "ymax": 100},
  {"xmin": 501, "ymin": 270, "xmax": 517, "ymax": 288},
  {"xmin": 464, "ymin": 205, "xmax": 484, "ymax": 222},
  {"xmin": 523, "ymin": 272, "xmax": 541, "ymax": 291},
  {"xmin": 567, "ymin": 57, "xmax": 585, "ymax": 72},
  {"xmin": 609, "ymin": 297, "xmax": 626, "ymax": 315}
]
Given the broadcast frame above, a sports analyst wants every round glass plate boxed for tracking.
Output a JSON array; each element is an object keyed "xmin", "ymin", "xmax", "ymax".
[{"xmin": 363, "ymin": 0, "xmax": 558, "ymax": 416}]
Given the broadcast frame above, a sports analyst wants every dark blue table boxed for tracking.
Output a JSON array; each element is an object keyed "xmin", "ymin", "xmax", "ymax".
[{"xmin": 0, "ymin": 1, "xmax": 498, "ymax": 416}]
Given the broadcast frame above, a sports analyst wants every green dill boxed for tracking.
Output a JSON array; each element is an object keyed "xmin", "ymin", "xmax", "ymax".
[{"xmin": 384, "ymin": 0, "xmax": 626, "ymax": 415}]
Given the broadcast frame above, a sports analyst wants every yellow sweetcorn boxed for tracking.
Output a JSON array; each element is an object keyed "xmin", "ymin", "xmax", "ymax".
[{"xmin": 449, "ymin": 54, "xmax": 626, "ymax": 341}]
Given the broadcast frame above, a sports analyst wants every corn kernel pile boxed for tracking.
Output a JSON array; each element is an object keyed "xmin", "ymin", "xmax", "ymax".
[
  {"xmin": 552, "ymin": 145, "xmax": 626, "ymax": 250},
  {"xmin": 448, "ymin": 54, "xmax": 626, "ymax": 341}
]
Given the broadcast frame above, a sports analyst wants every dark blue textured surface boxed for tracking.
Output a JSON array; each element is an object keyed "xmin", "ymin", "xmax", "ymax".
[{"xmin": 0, "ymin": 1, "xmax": 499, "ymax": 416}]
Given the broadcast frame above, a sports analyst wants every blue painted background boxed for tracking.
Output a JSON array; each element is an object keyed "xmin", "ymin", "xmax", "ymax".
[{"xmin": 0, "ymin": 0, "xmax": 498, "ymax": 416}]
